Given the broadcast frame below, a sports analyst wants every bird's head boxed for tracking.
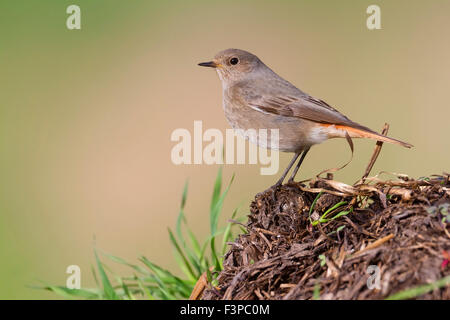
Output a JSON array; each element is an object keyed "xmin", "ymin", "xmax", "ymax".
[{"xmin": 198, "ymin": 48, "xmax": 263, "ymax": 84}]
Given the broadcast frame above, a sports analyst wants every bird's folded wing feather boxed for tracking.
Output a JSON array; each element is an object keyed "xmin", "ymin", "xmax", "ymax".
[{"xmin": 246, "ymin": 94, "xmax": 376, "ymax": 133}]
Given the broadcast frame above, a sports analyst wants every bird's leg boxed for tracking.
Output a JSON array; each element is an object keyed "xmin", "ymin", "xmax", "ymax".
[
  {"xmin": 273, "ymin": 152, "xmax": 301, "ymax": 187},
  {"xmin": 255, "ymin": 152, "xmax": 300, "ymax": 201},
  {"xmin": 288, "ymin": 147, "xmax": 310, "ymax": 183}
]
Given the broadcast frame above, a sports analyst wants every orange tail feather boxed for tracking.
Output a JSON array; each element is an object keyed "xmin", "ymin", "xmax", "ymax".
[{"xmin": 323, "ymin": 124, "xmax": 413, "ymax": 148}]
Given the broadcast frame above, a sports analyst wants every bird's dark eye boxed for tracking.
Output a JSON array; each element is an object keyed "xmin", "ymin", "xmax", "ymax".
[{"xmin": 229, "ymin": 57, "xmax": 239, "ymax": 65}]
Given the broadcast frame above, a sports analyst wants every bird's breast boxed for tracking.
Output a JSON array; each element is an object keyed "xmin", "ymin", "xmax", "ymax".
[{"xmin": 221, "ymin": 92, "xmax": 320, "ymax": 152}]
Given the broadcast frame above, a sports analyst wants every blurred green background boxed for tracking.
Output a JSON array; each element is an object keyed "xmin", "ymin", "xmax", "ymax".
[{"xmin": 0, "ymin": 0, "xmax": 448, "ymax": 299}]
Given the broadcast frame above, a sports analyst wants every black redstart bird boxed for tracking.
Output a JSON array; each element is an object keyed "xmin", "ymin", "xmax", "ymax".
[{"xmin": 198, "ymin": 48, "xmax": 412, "ymax": 186}]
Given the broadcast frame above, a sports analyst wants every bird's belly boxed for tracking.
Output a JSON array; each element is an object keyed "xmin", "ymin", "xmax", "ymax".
[{"xmin": 223, "ymin": 102, "xmax": 319, "ymax": 152}]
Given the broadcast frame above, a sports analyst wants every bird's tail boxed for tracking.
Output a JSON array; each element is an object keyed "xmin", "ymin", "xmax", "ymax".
[{"xmin": 334, "ymin": 125, "xmax": 413, "ymax": 148}]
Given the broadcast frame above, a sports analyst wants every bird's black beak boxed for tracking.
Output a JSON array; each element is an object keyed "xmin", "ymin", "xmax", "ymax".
[{"xmin": 198, "ymin": 61, "xmax": 217, "ymax": 68}]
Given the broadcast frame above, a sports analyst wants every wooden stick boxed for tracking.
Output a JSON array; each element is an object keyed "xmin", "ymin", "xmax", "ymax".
[
  {"xmin": 356, "ymin": 123, "xmax": 390, "ymax": 185},
  {"xmin": 189, "ymin": 266, "xmax": 215, "ymax": 300},
  {"xmin": 353, "ymin": 233, "xmax": 395, "ymax": 257}
]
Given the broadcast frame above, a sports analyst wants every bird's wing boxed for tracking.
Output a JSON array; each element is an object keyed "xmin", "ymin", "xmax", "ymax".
[
  {"xmin": 242, "ymin": 92, "xmax": 412, "ymax": 148},
  {"xmin": 246, "ymin": 93, "xmax": 374, "ymax": 132},
  {"xmin": 228, "ymin": 80, "xmax": 412, "ymax": 148}
]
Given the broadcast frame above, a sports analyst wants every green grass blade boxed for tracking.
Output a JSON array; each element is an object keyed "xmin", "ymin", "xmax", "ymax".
[
  {"xmin": 140, "ymin": 257, "xmax": 193, "ymax": 290},
  {"xmin": 321, "ymin": 201, "xmax": 347, "ymax": 219},
  {"xmin": 114, "ymin": 275, "xmax": 135, "ymax": 300},
  {"xmin": 186, "ymin": 228, "xmax": 202, "ymax": 258},
  {"xmin": 222, "ymin": 207, "xmax": 239, "ymax": 256},
  {"xmin": 206, "ymin": 267, "xmax": 212, "ymax": 283},
  {"xmin": 330, "ymin": 207, "xmax": 353, "ymax": 221},
  {"xmin": 313, "ymin": 282, "xmax": 321, "ymax": 300},
  {"xmin": 210, "ymin": 237, "xmax": 222, "ymax": 271},
  {"xmin": 176, "ymin": 180, "xmax": 189, "ymax": 248},
  {"xmin": 211, "ymin": 167, "xmax": 223, "ymax": 213},
  {"xmin": 101, "ymin": 250, "xmax": 150, "ymax": 275},
  {"xmin": 94, "ymin": 249, "xmax": 119, "ymax": 300},
  {"xmin": 210, "ymin": 167, "xmax": 223, "ymax": 235},
  {"xmin": 134, "ymin": 274, "xmax": 155, "ymax": 300},
  {"xmin": 91, "ymin": 264, "xmax": 99, "ymax": 288},
  {"xmin": 181, "ymin": 179, "xmax": 189, "ymax": 208},
  {"xmin": 168, "ymin": 228, "xmax": 197, "ymax": 280},
  {"xmin": 385, "ymin": 276, "xmax": 450, "ymax": 300},
  {"xmin": 210, "ymin": 173, "xmax": 235, "ymax": 236},
  {"xmin": 43, "ymin": 285, "xmax": 100, "ymax": 299},
  {"xmin": 138, "ymin": 269, "xmax": 177, "ymax": 300},
  {"xmin": 174, "ymin": 180, "xmax": 205, "ymax": 275},
  {"xmin": 312, "ymin": 201, "xmax": 348, "ymax": 226},
  {"xmin": 309, "ymin": 191, "xmax": 323, "ymax": 224}
]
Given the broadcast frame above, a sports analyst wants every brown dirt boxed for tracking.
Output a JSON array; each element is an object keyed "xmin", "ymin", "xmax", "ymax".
[{"xmin": 202, "ymin": 173, "xmax": 450, "ymax": 300}]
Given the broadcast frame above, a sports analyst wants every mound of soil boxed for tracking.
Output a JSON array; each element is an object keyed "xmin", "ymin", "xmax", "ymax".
[{"xmin": 202, "ymin": 173, "xmax": 450, "ymax": 300}]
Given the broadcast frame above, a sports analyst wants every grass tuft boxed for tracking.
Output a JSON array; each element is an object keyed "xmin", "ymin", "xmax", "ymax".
[{"xmin": 40, "ymin": 168, "xmax": 243, "ymax": 300}]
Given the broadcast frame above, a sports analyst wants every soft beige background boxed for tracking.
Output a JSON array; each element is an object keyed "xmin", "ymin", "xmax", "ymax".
[{"xmin": 0, "ymin": 0, "xmax": 448, "ymax": 298}]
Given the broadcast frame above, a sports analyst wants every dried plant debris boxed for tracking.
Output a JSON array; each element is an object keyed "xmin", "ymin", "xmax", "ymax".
[{"xmin": 202, "ymin": 172, "xmax": 450, "ymax": 300}]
